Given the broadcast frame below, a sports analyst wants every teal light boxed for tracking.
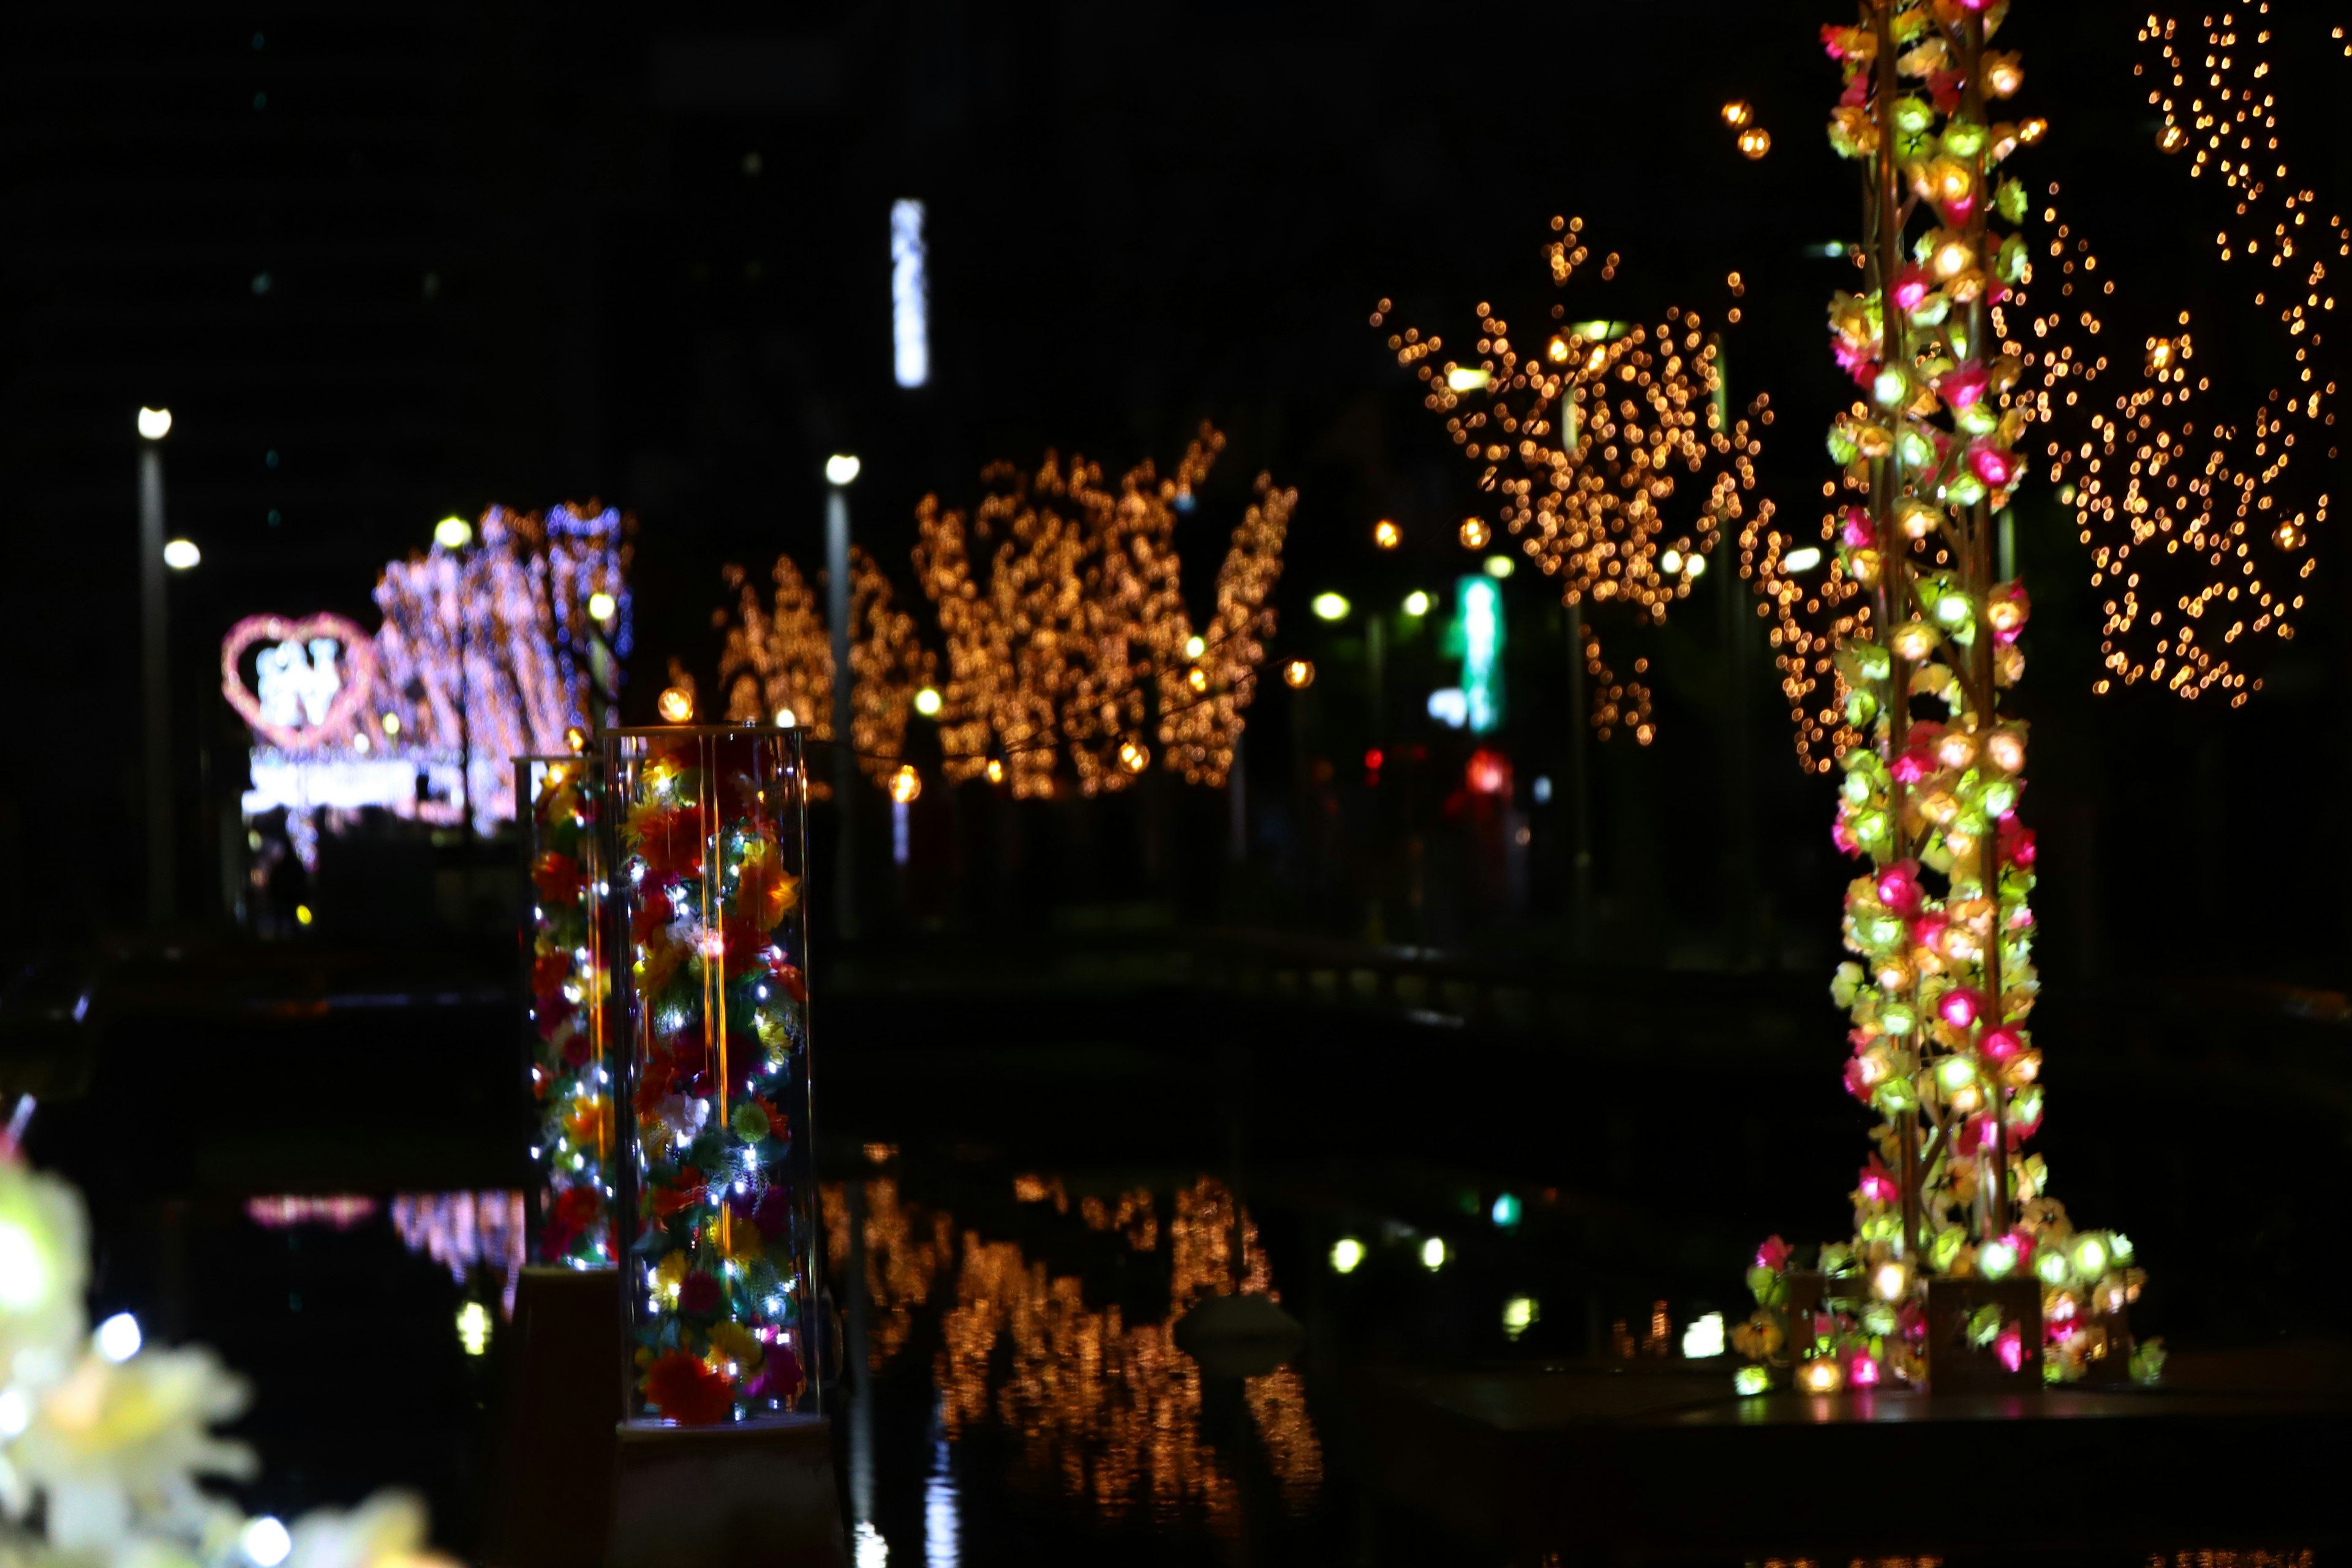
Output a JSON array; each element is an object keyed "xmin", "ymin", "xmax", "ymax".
[
  {"xmin": 1490, "ymin": 1193, "xmax": 1522, "ymax": 1229},
  {"xmin": 1448, "ymin": 575, "xmax": 1506, "ymax": 734}
]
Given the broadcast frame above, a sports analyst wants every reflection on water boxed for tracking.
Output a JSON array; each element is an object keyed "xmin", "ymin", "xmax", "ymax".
[
  {"xmin": 246, "ymin": 1194, "xmax": 380, "ymax": 1230},
  {"xmin": 924, "ymin": 1433, "xmax": 959, "ymax": 1568},
  {"xmin": 823, "ymin": 1170, "xmax": 1324, "ymax": 1546},
  {"xmin": 387, "ymin": 1191, "xmax": 526, "ymax": 1316}
]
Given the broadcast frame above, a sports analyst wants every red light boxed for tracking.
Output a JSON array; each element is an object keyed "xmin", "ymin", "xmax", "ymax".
[
  {"xmin": 1365, "ymin": 748, "xmax": 1384, "ymax": 770},
  {"xmin": 1466, "ymin": 748, "xmax": 1512, "ymax": 797}
]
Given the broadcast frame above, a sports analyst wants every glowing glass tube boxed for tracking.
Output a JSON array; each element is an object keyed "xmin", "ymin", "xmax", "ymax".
[
  {"xmin": 519, "ymin": 756, "xmax": 615, "ymax": 1270},
  {"xmin": 610, "ymin": 726, "xmax": 816, "ymax": 1424}
]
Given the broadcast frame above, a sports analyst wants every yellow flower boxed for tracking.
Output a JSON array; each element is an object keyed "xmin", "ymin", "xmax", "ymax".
[
  {"xmin": 20, "ymin": 1349, "xmax": 255, "ymax": 1548},
  {"xmin": 707, "ymin": 1322, "xmax": 765, "ymax": 1378},
  {"xmin": 722, "ymin": 1218, "xmax": 764, "ymax": 1265},
  {"xmin": 654, "ymin": 1251, "xmax": 690, "ymax": 1303},
  {"xmin": 284, "ymin": 1490, "xmax": 460, "ymax": 1567},
  {"xmin": 1730, "ymin": 1315, "xmax": 1784, "ymax": 1360},
  {"xmin": 0, "ymin": 1158, "xmax": 91, "ymax": 1374}
]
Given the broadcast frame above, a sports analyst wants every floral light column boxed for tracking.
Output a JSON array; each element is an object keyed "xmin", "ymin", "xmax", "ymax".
[
  {"xmin": 521, "ymin": 755, "xmax": 616, "ymax": 1268},
  {"xmin": 609, "ymin": 726, "xmax": 817, "ymax": 1423},
  {"xmin": 1736, "ymin": 0, "xmax": 2152, "ymax": 1393}
]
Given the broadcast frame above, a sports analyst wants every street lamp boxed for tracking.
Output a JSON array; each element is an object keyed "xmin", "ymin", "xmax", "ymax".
[
  {"xmin": 138, "ymin": 407, "xmax": 174, "ymax": 922},
  {"xmin": 826, "ymin": 454, "xmax": 860, "ymax": 937}
]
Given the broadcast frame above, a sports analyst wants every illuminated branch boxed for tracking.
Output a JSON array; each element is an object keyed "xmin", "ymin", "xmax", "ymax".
[
  {"xmin": 714, "ymin": 546, "xmax": 936, "ymax": 795},
  {"xmin": 912, "ymin": 426, "xmax": 1288, "ymax": 795},
  {"xmin": 1375, "ymin": 219, "xmax": 1772, "ymax": 743}
]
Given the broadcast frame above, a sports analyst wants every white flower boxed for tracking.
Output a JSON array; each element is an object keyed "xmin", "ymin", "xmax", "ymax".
[
  {"xmin": 282, "ymin": 1492, "xmax": 455, "ymax": 1568},
  {"xmin": 11, "ymin": 1351, "xmax": 254, "ymax": 1550},
  {"xmin": 0, "ymin": 1164, "xmax": 90, "ymax": 1385}
]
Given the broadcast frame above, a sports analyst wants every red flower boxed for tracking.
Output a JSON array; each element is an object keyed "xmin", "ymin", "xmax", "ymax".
[
  {"xmin": 1969, "ymin": 439, "xmax": 2020, "ymax": 487},
  {"xmin": 1937, "ymin": 361, "xmax": 1989, "ymax": 409},
  {"xmin": 1857, "ymin": 1155, "xmax": 1900, "ymax": 1205},
  {"xmin": 637, "ymin": 804, "xmax": 704, "ymax": 880},
  {"xmin": 644, "ymin": 1351, "xmax": 734, "ymax": 1425},
  {"xmin": 678, "ymin": 1272, "xmax": 723, "ymax": 1316},
  {"xmin": 634, "ymin": 1046, "xmax": 675, "ymax": 1121},
  {"xmin": 720, "ymin": 913, "xmax": 774, "ymax": 973},
  {"xmin": 555, "ymin": 1187, "xmax": 602, "ymax": 1229},
  {"xmin": 532, "ymin": 850, "xmax": 584, "ymax": 905},
  {"xmin": 1891, "ymin": 265, "xmax": 1931, "ymax": 313},
  {"xmin": 752, "ymin": 1185, "xmax": 794, "ymax": 1240},
  {"xmin": 1755, "ymin": 1235, "xmax": 1793, "ymax": 1272},
  {"xmin": 650, "ymin": 1167, "xmax": 707, "ymax": 1223},
  {"xmin": 766, "ymin": 960, "xmax": 808, "ymax": 1003},
  {"xmin": 750, "ymin": 1343, "xmax": 805, "ymax": 1408},
  {"xmin": 630, "ymin": 885, "xmax": 676, "ymax": 948},
  {"xmin": 532, "ymin": 949, "xmax": 572, "ymax": 996},
  {"xmin": 1843, "ymin": 1055, "xmax": 1875, "ymax": 1102},
  {"xmin": 1875, "ymin": 859, "xmax": 1925, "ymax": 918}
]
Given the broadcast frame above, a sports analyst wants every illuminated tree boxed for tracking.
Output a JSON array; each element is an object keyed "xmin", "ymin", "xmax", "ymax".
[
  {"xmin": 1374, "ymin": 222, "xmax": 1774, "ymax": 741},
  {"xmin": 369, "ymin": 502, "xmax": 630, "ymax": 831},
  {"xmin": 1749, "ymin": 8, "xmax": 2348, "ymax": 764},
  {"xmin": 695, "ymin": 428, "xmax": 1292, "ymax": 798},
  {"xmin": 911, "ymin": 424, "xmax": 1292, "ymax": 796},
  {"xmin": 714, "ymin": 547, "xmax": 936, "ymax": 794},
  {"xmin": 1736, "ymin": 0, "xmax": 2153, "ymax": 1395}
]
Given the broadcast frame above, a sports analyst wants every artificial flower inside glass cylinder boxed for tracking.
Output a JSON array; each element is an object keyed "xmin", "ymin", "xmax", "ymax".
[
  {"xmin": 519, "ymin": 755, "xmax": 616, "ymax": 1270},
  {"xmin": 609, "ymin": 726, "xmax": 816, "ymax": 1425}
]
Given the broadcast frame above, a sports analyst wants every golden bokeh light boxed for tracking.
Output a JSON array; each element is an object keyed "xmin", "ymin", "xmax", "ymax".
[{"xmin": 1377, "ymin": 216, "xmax": 1771, "ymax": 744}]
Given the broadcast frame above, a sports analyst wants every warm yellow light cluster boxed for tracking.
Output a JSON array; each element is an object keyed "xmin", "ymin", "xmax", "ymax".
[
  {"xmin": 1374, "ymin": 216, "xmax": 1772, "ymax": 744},
  {"xmin": 913, "ymin": 425, "xmax": 1292, "ymax": 797},
  {"xmin": 818, "ymin": 1175, "xmax": 1324, "ymax": 1523},
  {"xmin": 1739, "ymin": 481, "xmax": 1871, "ymax": 772},
  {"xmin": 2040, "ymin": 9, "xmax": 2348, "ymax": 702},
  {"xmin": 713, "ymin": 548, "xmax": 937, "ymax": 794}
]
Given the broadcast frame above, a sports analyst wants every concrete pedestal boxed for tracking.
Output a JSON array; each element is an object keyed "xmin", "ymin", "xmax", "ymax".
[
  {"xmin": 481, "ymin": 1266, "xmax": 625, "ymax": 1568},
  {"xmin": 611, "ymin": 1413, "xmax": 848, "ymax": 1568}
]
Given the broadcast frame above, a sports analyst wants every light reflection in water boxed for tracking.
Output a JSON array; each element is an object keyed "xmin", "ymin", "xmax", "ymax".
[
  {"xmin": 389, "ymin": 1191, "xmax": 527, "ymax": 1317},
  {"xmin": 823, "ymin": 1172, "xmax": 1324, "ymax": 1537},
  {"xmin": 245, "ymin": 1194, "xmax": 379, "ymax": 1230},
  {"xmin": 924, "ymin": 1430, "xmax": 958, "ymax": 1568}
]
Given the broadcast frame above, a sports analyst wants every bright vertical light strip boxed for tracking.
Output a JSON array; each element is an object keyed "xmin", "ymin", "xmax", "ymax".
[
  {"xmin": 891, "ymin": 199, "xmax": 929, "ymax": 388},
  {"xmin": 892, "ymin": 797, "xmax": 911, "ymax": 866},
  {"xmin": 1458, "ymin": 576, "xmax": 1504, "ymax": 734},
  {"xmin": 924, "ymin": 1433, "xmax": 958, "ymax": 1568}
]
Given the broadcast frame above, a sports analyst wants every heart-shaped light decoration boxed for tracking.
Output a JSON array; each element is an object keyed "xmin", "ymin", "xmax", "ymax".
[{"xmin": 221, "ymin": 612, "xmax": 379, "ymax": 752}]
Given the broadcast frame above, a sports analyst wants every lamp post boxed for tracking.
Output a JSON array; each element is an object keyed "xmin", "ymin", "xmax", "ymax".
[
  {"xmin": 138, "ymin": 407, "xmax": 175, "ymax": 924},
  {"xmin": 435, "ymin": 514, "xmax": 476, "ymax": 838},
  {"xmin": 824, "ymin": 453, "xmax": 861, "ymax": 939}
]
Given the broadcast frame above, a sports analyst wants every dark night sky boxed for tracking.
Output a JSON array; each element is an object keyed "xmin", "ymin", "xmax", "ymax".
[{"xmin": 5, "ymin": 0, "xmax": 2351, "ymax": 982}]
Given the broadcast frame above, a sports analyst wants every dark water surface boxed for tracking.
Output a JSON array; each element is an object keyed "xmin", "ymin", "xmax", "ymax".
[{"xmin": 59, "ymin": 1144, "xmax": 2342, "ymax": 1568}]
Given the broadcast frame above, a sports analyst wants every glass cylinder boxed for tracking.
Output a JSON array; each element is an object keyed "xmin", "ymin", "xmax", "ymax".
[
  {"xmin": 608, "ymin": 726, "xmax": 817, "ymax": 1424},
  {"xmin": 519, "ymin": 755, "xmax": 617, "ymax": 1270}
]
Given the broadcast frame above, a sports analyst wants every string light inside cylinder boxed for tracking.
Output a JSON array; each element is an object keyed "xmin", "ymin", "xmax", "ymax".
[
  {"xmin": 518, "ymin": 756, "xmax": 614, "ymax": 1270},
  {"xmin": 609, "ymin": 726, "xmax": 816, "ymax": 1425}
]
